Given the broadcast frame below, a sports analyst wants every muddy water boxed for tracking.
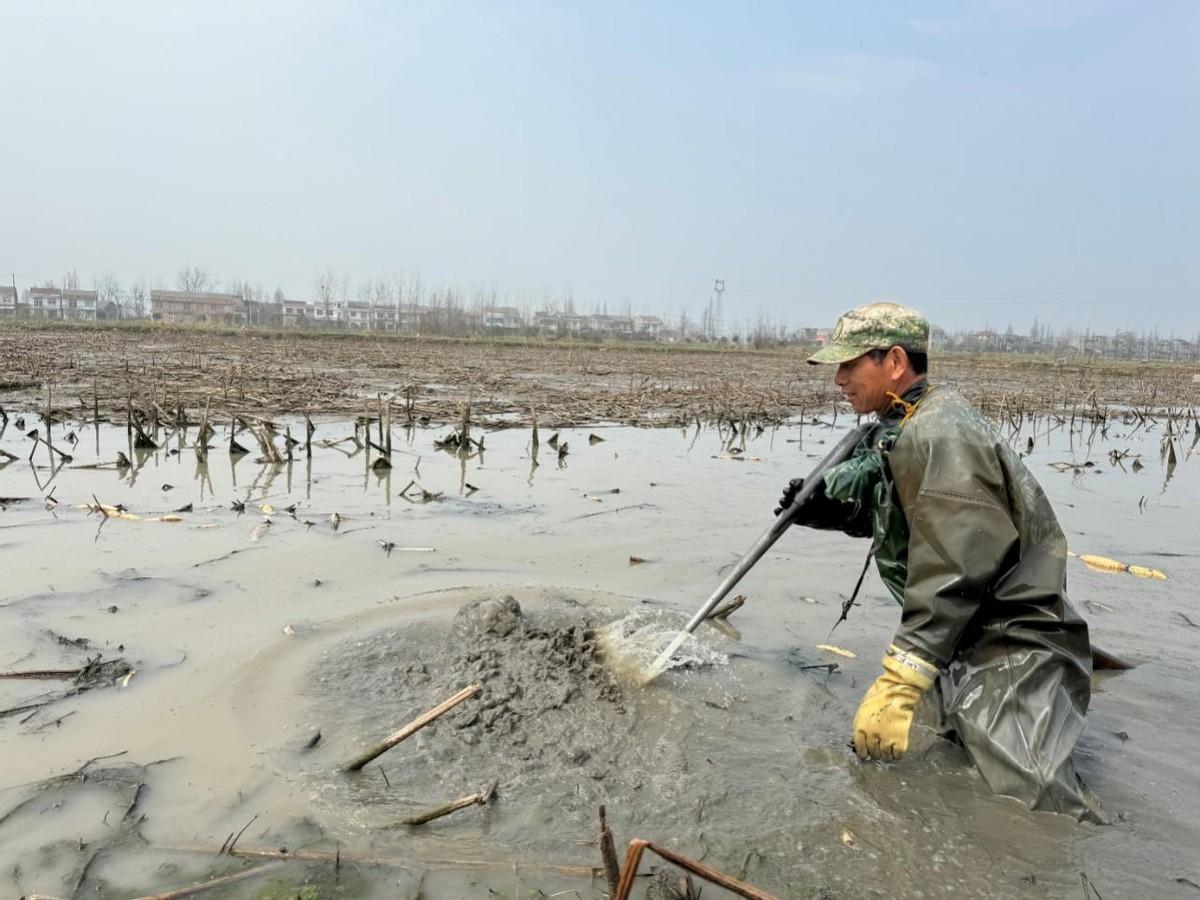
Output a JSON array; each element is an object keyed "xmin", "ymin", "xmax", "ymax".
[{"xmin": 1, "ymin": 412, "xmax": 1198, "ymax": 898}]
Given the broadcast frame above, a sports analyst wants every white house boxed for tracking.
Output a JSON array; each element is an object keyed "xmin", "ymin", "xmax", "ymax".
[
  {"xmin": 26, "ymin": 287, "xmax": 62, "ymax": 318},
  {"xmin": 62, "ymin": 289, "xmax": 98, "ymax": 321},
  {"xmin": 0, "ymin": 286, "xmax": 17, "ymax": 317}
]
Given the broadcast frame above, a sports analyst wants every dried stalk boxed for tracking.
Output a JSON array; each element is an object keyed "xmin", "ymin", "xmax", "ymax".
[
  {"xmin": 599, "ymin": 805, "xmax": 621, "ymax": 897},
  {"xmin": 157, "ymin": 843, "xmax": 601, "ymax": 879},
  {"xmin": 706, "ymin": 594, "xmax": 745, "ymax": 620},
  {"xmin": 614, "ymin": 839, "xmax": 776, "ymax": 900},
  {"xmin": 126, "ymin": 862, "xmax": 285, "ymax": 900},
  {"xmin": 397, "ymin": 782, "xmax": 495, "ymax": 826},
  {"xmin": 342, "ymin": 682, "xmax": 482, "ymax": 771}
]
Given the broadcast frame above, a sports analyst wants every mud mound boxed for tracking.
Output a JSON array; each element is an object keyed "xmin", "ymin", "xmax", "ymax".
[{"xmin": 408, "ymin": 595, "xmax": 625, "ymax": 752}]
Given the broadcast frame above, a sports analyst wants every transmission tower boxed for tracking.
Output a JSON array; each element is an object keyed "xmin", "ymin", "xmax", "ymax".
[{"xmin": 713, "ymin": 278, "xmax": 725, "ymax": 340}]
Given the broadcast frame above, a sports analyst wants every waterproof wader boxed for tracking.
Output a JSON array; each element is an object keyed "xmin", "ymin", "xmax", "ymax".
[{"xmin": 797, "ymin": 382, "xmax": 1103, "ymax": 822}]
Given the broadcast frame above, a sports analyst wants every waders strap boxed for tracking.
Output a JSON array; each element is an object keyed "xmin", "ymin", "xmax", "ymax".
[{"xmin": 831, "ymin": 545, "xmax": 876, "ymax": 634}]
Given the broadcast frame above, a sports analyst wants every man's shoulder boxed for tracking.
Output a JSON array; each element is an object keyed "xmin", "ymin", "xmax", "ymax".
[{"xmin": 907, "ymin": 387, "xmax": 989, "ymax": 435}]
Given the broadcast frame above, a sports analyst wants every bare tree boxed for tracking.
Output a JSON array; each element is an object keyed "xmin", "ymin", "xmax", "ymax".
[
  {"xmin": 176, "ymin": 264, "xmax": 212, "ymax": 293},
  {"xmin": 127, "ymin": 280, "xmax": 148, "ymax": 318},
  {"xmin": 313, "ymin": 269, "xmax": 338, "ymax": 312},
  {"xmin": 92, "ymin": 272, "xmax": 122, "ymax": 319}
]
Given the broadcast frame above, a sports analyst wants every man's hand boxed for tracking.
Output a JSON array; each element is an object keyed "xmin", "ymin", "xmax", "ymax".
[
  {"xmin": 852, "ymin": 645, "xmax": 938, "ymax": 761},
  {"xmin": 774, "ymin": 478, "xmax": 805, "ymax": 516}
]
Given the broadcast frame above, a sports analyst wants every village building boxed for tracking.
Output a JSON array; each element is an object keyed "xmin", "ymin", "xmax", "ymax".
[
  {"xmin": 480, "ymin": 306, "xmax": 524, "ymax": 334},
  {"xmin": 281, "ymin": 299, "xmax": 310, "ymax": 328},
  {"xmin": 633, "ymin": 315, "xmax": 664, "ymax": 339},
  {"xmin": 371, "ymin": 304, "xmax": 398, "ymax": 332},
  {"xmin": 26, "ymin": 287, "xmax": 63, "ymax": 318},
  {"xmin": 343, "ymin": 300, "xmax": 372, "ymax": 329},
  {"xmin": 150, "ymin": 290, "xmax": 244, "ymax": 325},
  {"xmin": 62, "ymin": 289, "xmax": 98, "ymax": 321},
  {"xmin": 0, "ymin": 286, "xmax": 17, "ymax": 317}
]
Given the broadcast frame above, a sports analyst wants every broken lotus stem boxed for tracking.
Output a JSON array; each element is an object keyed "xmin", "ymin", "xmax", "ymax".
[{"xmin": 341, "ymin": 682, "xmax": 482, "ymax": 772}]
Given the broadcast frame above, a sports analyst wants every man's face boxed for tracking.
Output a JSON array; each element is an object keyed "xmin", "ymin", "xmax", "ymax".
[{"xmin": 834, "ymin": 350, "xmax": 904, "ymax": 415}]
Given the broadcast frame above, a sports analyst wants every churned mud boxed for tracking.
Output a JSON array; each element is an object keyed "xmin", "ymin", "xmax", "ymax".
[{"xmin": 1, "ymin": 352, "xmax": 1199, "ymax": 897}]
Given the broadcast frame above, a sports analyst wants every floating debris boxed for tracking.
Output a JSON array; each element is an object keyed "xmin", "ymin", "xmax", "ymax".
[
  {"xmin": 1048, "ymin": 460, "xmax": 1096, "ymax": 473},
  {"xmin": 1127, "ymin": 564, "xmax": 1168, "ymax": 580},
  {"xmin": 705, "ymin": 594, "xmax": 744, "ymax": 620},
  {"xmin": 816, "ymin": 644, "xmax": 856, "ymax": 659},
  {"xmin": 1078, "ymin": 553, "xmax": 1127, "ymax": 573},
  {"xmin": 1072, "ymin": 552, "xmax": 1168, "ymax": 580},
  {"xmin": 250, "ymin": 518, "xmax": 272, "ymax": 542}
]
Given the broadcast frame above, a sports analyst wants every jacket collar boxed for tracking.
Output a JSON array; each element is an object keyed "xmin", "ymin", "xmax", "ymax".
[{"xmin": 878, "ymin": 377, "xmax": 931, "ymax": 426}]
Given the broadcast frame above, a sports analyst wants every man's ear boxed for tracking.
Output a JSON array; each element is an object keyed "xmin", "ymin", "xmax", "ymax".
[{"xmin": 889, "ymin": 346, "xmax": 909, "ymax": 377}]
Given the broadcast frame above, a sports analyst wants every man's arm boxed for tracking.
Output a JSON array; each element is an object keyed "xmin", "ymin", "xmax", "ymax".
[
  {"xmin": 782, "ymin": 434, "xmax": 882, "ymax": 538},
  {"xmin": 780, "ymin": 474, "xmax": 874, "ymax": 537}
]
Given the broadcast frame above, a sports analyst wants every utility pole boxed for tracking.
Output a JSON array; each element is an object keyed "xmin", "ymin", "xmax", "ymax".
[{"xmin": 713, "ymin": 278, "xmax": 725, "ymax": 341}]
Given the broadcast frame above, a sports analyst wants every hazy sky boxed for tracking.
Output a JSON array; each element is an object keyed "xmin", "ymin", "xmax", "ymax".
[{"xmin": 2, "ymin": 1, "xmax": 1197, "ymax": 334}]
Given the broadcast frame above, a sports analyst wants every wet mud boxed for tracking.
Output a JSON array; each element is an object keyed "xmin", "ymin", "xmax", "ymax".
[
  {"xmin": 1, "ymin": 389, "xmax": 1199, "ymax": 897},
  {"xmin": 315, "ymin": 595, "xmax": 628, "ymax": 797}
]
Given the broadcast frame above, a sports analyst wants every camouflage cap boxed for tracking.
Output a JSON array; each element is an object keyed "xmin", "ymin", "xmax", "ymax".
[{"xmin": 807, "ymin": 301, "xmax": 929, "ymax": 365}]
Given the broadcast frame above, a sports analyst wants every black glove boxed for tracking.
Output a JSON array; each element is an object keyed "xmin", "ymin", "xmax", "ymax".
[{"xmin": 774, "ymin": 478, "xmax": 805, "ymax": 516}]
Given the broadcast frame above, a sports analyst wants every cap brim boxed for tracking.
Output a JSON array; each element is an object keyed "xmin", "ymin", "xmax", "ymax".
[{"xmin": 806, "ymin": 344, "xmax": 870, "ymax": 365}]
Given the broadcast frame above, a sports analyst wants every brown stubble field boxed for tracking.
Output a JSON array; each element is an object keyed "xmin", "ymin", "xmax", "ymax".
[{"xmin": 1, "ymin": 321, "xmax": 1196, "ymax": 430}]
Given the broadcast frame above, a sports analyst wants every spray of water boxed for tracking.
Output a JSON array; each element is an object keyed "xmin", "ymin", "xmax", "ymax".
[{"xmin": 596, "ymin": 607, "xmax": 728, "ymax": 686}]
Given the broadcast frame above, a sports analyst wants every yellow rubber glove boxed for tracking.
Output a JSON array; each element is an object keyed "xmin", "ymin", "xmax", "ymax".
[{"xmin": 852, "ymin": 644, "xmax": 939, "ymax": 761}]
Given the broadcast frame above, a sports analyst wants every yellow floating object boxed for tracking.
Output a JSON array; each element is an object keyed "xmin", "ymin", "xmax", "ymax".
[
  {"xmin": 81, "ymin": 502, "xmax": 124, "ymax": 516},
  {"xmin": 1074, "ymin": 553, "xmax": 1168, "ymax": 580},
  {"xmin": 260, "ymin": 503, "xmax": 275, "ymax": 515},
  {"xmin": 817, "ymin": 644, "xmax": 857, "ymax": 659},
  {"xmin": 1127, "ymin": 564, "xmax": 1168, "ymax": 581},
  {"xmin": 1079, "ymin": 554, "xmax": 1128, "ymax": 573},
  {"xmin": 157, "ymin": 514, "xmax": 183, "ymax": 523}
]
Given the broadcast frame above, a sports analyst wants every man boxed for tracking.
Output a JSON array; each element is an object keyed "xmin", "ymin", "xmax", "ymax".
[{"xmin": 780, "ymin": 301, "xmax": 1102, "ymax": 822}]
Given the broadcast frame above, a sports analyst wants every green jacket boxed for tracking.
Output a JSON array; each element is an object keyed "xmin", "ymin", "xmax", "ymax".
[{"xmin": 804, "ymin": 380, "xmax": 1090, "ymax": 671}]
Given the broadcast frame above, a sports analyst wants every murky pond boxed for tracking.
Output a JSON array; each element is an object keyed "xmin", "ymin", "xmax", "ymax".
[{"xmin": 1, "ymin": 411, "xmax": 1198, "ymax": 898}]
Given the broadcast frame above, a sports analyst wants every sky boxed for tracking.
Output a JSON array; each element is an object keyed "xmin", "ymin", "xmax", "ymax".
[{"xmin": 1, "ymin": 0, "xmax": 1197, "ymax": 335}]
